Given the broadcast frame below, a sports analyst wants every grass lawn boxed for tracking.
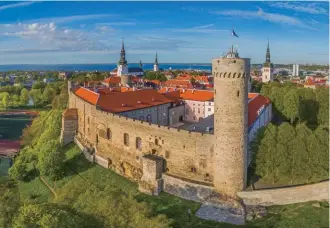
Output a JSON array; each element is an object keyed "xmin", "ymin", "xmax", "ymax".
[
  {"xmin": 18, "ymin": 177, "xmax": 52, "ymax": 204},
  {"xmin": 43, "ymin": 143, "xmax": 329, "ymax": 228},
  {"xmin": 0, "ymin": 116, "xmax": 32, "ymax": 140}
]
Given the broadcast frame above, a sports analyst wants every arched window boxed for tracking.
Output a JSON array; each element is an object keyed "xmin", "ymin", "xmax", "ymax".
[
  {"xmin": 237, "ymin": 91, "xmax": 240, "ymax": 97},
  {"xmin": 139, "ymin": 116, "xmax": 144, "ymax": 121},
  {"xmin": 155, "ymin": 139, "xmax": 158, "ymax": 145},
  {"xmin": 124, "ymin": 133, "xmax": 129, "ymax": 146},
  {"xmin": 107, "ymin": 128, "xmax": 111, "ymax": 140},
  {"xmin": 136, "ymin": 137, "xmax": 142, "ymax": 150},
  {"xmin": 146, "ymin": 114, "xmax": 152, "ymax": 123}
]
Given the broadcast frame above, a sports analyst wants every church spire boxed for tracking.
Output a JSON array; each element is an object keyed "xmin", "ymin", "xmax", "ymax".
[
  {"xmin": 154, "ymin": 52, "xmax": 159, "ymax": 65},
  {"xmin": 265, "ymin": 39, "xmax": 271, "ymax": 63},
  {"xmin": 118, "ymin": 38, "xmax": 127, "ymax": 65}
]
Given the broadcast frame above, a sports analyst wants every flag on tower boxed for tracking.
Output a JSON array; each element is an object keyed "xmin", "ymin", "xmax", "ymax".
[{"xmin": 232, "ymin": 29, "xmax": 239, "ymax": 38}]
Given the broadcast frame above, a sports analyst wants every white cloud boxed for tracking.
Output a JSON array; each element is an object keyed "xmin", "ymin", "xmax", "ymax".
[
  {"xmin": 214, "ymin": 8, "xmax": 313, "ymax": 29},
  {"xmin": 171, "ymin": 24, "xmax": 228, "ymax": 33},
  {"xmin": 1, "ymin": 22, "xmax": 110, "ymax": 53},
  {"xmin": 96, "ymin": 22, "xmax": 136, "ymax": 26},
  {"xmin": 0, "ymin": 1, "xmax": 35, "ymax": 11},
  {"xmin": 95, "ymin": 25, "xmax": 116, "ymax": 33},
  {"xmin": 24, "ymin": 14, "xmax": 115, "ymax": 25},
  {"xmin": 269, "ymin": 2, "xmax": 328, "ymax": 15}
]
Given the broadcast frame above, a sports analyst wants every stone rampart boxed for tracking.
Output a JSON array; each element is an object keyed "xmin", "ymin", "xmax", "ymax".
[
  {"xmin": 163, "ymin": 173, "xmax": 216, "ymax": 203},
  {"xmin": 69, "ymin": 92, "xmax": 215, "ymax": 185},
  {"xmin": 237, "ymin": 180, "xmax": 329, "ymax": 206}
]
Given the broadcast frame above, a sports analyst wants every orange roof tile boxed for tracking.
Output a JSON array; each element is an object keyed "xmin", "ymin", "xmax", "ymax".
[
  {"xmin": 75, "ymin": 87, "xmax": 99, "ymax": 105},
  {"xmin": 97, "ymin": 90, "xmax": 173, "ymax": 113},
  {"xmin": 159, "ymin": 88, "xmax": 213, "ymax": 102},
  {"xmin": 103, "ymin": 77, "xmax": 121, "ymax": 84},
  {"xmin": 248, "ymin": 94, "xmax": 271, "ymax": 127},
  {"xmin": 248, "ymin": 93, "xmax": 259, "ymax": 99}
]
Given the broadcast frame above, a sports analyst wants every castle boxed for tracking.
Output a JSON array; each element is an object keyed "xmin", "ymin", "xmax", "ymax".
[{"xmin": 61, "ymin": 46, "xmax": 272, "ymax": 201}]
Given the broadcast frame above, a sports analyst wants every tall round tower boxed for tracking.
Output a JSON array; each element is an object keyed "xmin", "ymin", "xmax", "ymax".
[{"xmin": 212, "ymin": 46, "xmax": 250, "ymax": 198}]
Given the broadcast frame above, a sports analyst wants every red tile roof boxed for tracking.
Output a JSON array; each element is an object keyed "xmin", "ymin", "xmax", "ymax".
[
  {"xmin": 164, "ymin": 80, "xmax": 194, "ymax": 88},
  {"xmin": 75, "ymin": 87, "xmax": 99, "ymax": 105},
  {"xmin": 103, "ymin": 77, "xmax": 121, "ymax": 85},
  {"xmin": 159, "ymin": 88, "xmax": 213, "ymax": 102},
  {"xmin": 248, "ymin": 94, "xmax": 271, "ymax": 127},
  {"xmin": 97, "ymin": 89, "xmax": 172, "ymax": 113}
]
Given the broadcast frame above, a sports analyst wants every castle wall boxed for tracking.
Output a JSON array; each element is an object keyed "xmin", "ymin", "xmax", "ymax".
[
  {"xmin": 69, "ymin": 92, "xmax": 215, "ymax": 184},
  {"xmin": 212, "ymin": 57, "xmax": 250, "ymax": 198},
  {"xmin": 163, "ymin": 173, "xmax": 215, "ymax": 203},
  {"xmin": 238, "ymin": 181, "xmax": 329, "ymax": 206}
]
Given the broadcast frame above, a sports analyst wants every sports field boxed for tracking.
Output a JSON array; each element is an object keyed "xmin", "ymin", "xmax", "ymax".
[{"xmin": 0, "ymin": 115, "xmax": 32, "ymax": 140}]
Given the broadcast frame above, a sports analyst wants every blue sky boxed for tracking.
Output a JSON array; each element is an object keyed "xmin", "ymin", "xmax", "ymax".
[{"xmin": 0, "ymin": 1, "xmax": 328, "ymax": 64}]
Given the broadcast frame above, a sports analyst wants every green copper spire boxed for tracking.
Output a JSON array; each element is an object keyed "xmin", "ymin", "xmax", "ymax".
[
  {"xmin": 118, "ymin": 38, "xmax": 127, "ymax": 65},
  {"xmin": 266, "ymin": 39, "xmax": 270, "ymax": 63},
  {"xmin": 155, "ymin": 52, "xmax": 158, "ymax": 65}
]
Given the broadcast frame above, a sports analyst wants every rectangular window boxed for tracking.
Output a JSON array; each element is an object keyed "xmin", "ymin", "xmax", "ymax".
[
  {"xmin": 136, "ymin": 137, "xmax": 142, "ymax": 150},
  {"xmin": 186, "ymin": 108, "xmax": 189, "ymax": 114},
  {"xmin": 198, "ymin": 108, "xmax": 200, "ymax": 114},
  {"xmin": 208, "ymin": 108, "xmax": 211, "ymax": 111},
  {"xmin": 124, "ymin": 133, "xmax": 129, "ymax": 146},
  {"xmin": 132, "ymin": 111, "xmax": 136, "ymax": 115},
  {"xmin": 140, "ymin": 110, "xmax": 144, "ymax": 114},
  {"xmin": 209, "ymin": 102, "xmax": 211, "ymax": 105}
]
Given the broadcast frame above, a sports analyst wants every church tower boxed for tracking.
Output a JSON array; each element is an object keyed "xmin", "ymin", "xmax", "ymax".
[
  {"xmin": 261, "ymin": 40, "xmax": 273, "ymax": 83},
  {"xmin": 117, "ymin": 39, "xmax": 128, "ymax": 76},
  {"xmin": 212, "ymin": 46, "xmax": 250, "ymax": 198},
  {"xmin": 153, "ymin": 52, "xmax": 159, "ymax": 72}
]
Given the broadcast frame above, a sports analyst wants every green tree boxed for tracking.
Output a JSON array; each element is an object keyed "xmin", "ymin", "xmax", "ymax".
[
  {"xmin": 12, "ymin": 204, "xmax": 91, "ymax": 228},
  {"xmin": 1, "ymin": 92, "xmax": 10, "ymax": 110},
  {"xmin": 0, "ymin": 179, "xmax": 20, "ymax": 228},
  {"xmin": 29, "ymin": 89, "xmax": 43, "ymax": 107},
  {"xmin": 42, "ymin": 86, "xmax": 56, "ymax": 104},
  {"xmin": 8, "ymin": 156, "xmax": 29, "ymax": 181},
  {"xmin": 283, "ymin": 89, "xmax": 301, "ymax": 124},
  {"xmin": 37, "ymin": 140, "xmax": 64, "ymax": 180},
  {"xmin": 20, "ymin": 88, "xmax": 30, "ymax": 106}
]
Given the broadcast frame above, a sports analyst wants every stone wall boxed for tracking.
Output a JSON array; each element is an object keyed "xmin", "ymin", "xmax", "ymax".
[
  {"xmin": 60, "ymin": 108, "xmax": 78, "ymax": 145},
  {"xmin": 69, "ymin": 92, "xmax": 215, "ymax": 185},
  {"xmin": 163, "ymin": 173, "xmax": 215, "ymax": 203},
  {"xmin": 237, "ymin": 181, "xmax": 329, "ymax": 206}
]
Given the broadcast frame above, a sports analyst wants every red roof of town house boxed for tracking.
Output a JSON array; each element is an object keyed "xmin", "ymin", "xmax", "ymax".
[
  {"xmin": 305, "ymin": 78, "xmax": 315, "ymax": 86},
  {"xmin": 75, "ymin": 87, "xmax": 99, "ymax": 105},
  {"xmin": 96, "ymin": 90, "xmax": 173, "ymax": 113},
  {"xmin": 103, "ymin": 77, "xmax": 121, "ymax": 85},
  {"xmin": 164, "ymin": 80, "xmax": 194, "ymax": 89},
  {"xmin": 248, "ymin": 93, "xmax": 259, "ymax": 99},
  {"xmin": 159, "ymin": 88, "xmax": 214, "ymax": 102},
  {"xmin": 248, "ymin": 94, "xmax": 271, "ymax": 128}
]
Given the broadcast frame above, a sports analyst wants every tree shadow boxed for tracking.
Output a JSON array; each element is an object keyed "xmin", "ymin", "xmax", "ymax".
[
  {"xmin": 61, "ymin": 152, "xmax": 94, "ymax": 179},
  {"xmin": 298, "ymin": 99, "xmax": 319, "ymax": 126},
  {"xmin": 247, "ymin": 127, "xmax": 265, "ymax": 190}
]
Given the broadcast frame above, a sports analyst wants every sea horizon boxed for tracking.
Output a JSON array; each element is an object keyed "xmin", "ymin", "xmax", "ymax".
[{"xmin": 0, "ymin": 63, "xmax": 214, "ymax": 72}]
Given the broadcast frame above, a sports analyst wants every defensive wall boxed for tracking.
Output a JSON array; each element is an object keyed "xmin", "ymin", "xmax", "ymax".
[
  {"xmin": 237, "ymin": 180, "xmax": 329, "ymax": 206},
  {"xmin": 68, "ymin": 91, "xmax": 215, "ymax": 194}
]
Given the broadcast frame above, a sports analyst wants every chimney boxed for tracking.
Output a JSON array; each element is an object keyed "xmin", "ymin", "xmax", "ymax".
[
  {"xmin": 192, "ymin": 89, "xmax": 195, "ymax": 94},
  {"xmin": 137, "ymin": 100, "xmax": 142, "ymax": 104},
  {"xmin": 182, "ymin": 89, "xmax": 185, "ymax": 93},
  {"xmin": 122, "ymin": 104, "xmax": 126, "ymax": 107}
]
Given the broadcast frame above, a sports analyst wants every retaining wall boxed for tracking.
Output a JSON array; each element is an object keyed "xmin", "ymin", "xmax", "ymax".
[{"xmin": 237, "ymin": 181, "xmax": 329, "ymax": 206}]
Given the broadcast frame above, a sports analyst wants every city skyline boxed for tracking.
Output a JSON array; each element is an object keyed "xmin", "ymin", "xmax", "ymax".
[{"xmin": 0, "ymin": 1, "xmax": 329, "ymax": 65}]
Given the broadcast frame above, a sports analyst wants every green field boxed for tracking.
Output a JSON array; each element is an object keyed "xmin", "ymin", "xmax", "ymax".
[{"xmin": 0, "ymin": 116, "xmax": 32, "ymax": 140}]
